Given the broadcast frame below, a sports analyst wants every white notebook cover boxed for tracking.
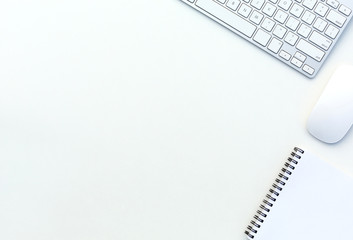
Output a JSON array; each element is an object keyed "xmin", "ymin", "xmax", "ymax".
[{"xmin": 245, "ymin": 147, "xmax": 353, "ymax": 240}]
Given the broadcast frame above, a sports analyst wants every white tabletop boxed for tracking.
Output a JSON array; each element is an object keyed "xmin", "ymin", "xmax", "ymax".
[{"xmin": 1, "ymin": 1, "xmax": 353, "ymax": 239}]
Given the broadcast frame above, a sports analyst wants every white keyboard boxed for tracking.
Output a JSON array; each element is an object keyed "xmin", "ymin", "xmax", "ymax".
[{"xmin": 181, "ymin": 0, "xmax": 353, "ymax": 78}]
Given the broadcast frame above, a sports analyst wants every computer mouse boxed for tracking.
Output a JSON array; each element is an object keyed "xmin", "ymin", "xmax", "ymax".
[{"xmin": 307, "ymin": 64, "xmax": 353, "ymax": 144}]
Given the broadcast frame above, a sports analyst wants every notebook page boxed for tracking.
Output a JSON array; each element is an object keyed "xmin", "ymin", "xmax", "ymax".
[{"xmin": 255, "ymin": 150, "xmax": 353, "ymax": 240}]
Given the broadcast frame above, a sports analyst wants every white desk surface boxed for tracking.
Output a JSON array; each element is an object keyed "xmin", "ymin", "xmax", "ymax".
[{"xmin": 1, "ymin": 1, "xmax": 353, "ymax": 239}]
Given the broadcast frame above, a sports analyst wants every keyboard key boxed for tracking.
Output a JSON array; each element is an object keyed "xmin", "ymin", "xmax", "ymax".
[
  {"xmin": 279, "ymin": 50, "xmax": 291, "ymax": 60},
  {"xmin": 261, "ymin": 18, "xmax": 276, "ymax": 31},
  {"xmin": 286, "ymin": 17, "xmax": 300, "ymax": 31},
  {"xmin": 326, "ymin": 10, "xmax": 347, "ymax": 27},
  {"xmin": 294, "ymin": 51, "xmax": 307, "ymax": 62},
  {"xmin": 325, "ymin": 25, "xmax": 339, "ymax": 39},
  {"xmin": 291, "ymin": 57, "xmax": 303, "ymax": 68},
  {"xmin": 253, "ymin": 29, "xmax": 272, "ymax": 46},
  {"xmin": 251, "ymin": 0, "xmax": 265, "ymax": 10},
  {"xmin": 303, "ymin": 64, "xmax": 315, "ymax": 75},
  {"xmin": 309, "ymin": 31, "xmax": 332, "ymax": 50},
  {"xmin": 298, "ymin": 23, "xmax": 312, "ymax": 37},
  {"xmin": 278, "ymin": 0, "xmax": 293, "ymax": 11},
  {"xmin": 290, "ymin": 3, "xmax": 304, "ymax": 17},
  {"xmin": 262, "ymin": 3, "xmax": 277, "ymax": 16},
  {"xmin": 339, "ymin": 5, "xmax": 352, "ymax": 16},
  {"xmin": 273, "ymin": 25, "xmax": 287, "ymax": 38},
  {"xmin": 296, "ymin": 39, "xmax": 325, "ymax": 61},
  {"xmin": 250, "ymin": 11, "xmax": 264, "ymax": 25},
  {"xmin": 285, "ymin": 32, "xmax": 299, "ymax": 45},
  {"xmin": 314, "ymin": 3, "xmax": 329, "ymax": 17},
  {"xmin": 268, "ymin": 38, "xmax": 283, "ymax": 53},
  {"xmin": 303, "ymin": 0, "xmax": 317, "ymax": 10},
  {"xmin": 327, "ymin": 0, "xmax": 339, "ymax": 9},
  {"xmin": 313, "ymin": 18, "xmax": 328, "ymax": 31},
  {"xmin": 226, "ymin": 0, "xmax": 241, "ymax": 11},
  {"xmin": 238, "ymin": 4, "xmax": 252, "ymax": 18},
  {"xmin": 196, "ymin": 0, "xmax": 257, "ymax": 38},
  {"xmin": 274, "ymin": 10, "xmax": 289, "ymax": 23},
  {"xmin": 302, "ymin": 11, "xmax": 316, "ymax": 24}
]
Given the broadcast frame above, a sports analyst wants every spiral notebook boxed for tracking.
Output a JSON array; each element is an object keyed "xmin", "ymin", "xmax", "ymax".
[{"xmin": 245, "ymin": 147, "xmax": 353, "ymax": 240}]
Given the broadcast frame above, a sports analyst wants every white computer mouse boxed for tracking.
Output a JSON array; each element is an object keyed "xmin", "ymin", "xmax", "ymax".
[{"xmin": 307, "ymin": 64, "xmax": 353, "ymax": 144}]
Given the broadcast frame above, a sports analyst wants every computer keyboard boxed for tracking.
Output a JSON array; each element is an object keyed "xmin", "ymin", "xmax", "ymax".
[{"xmin": 181, "ymin": 0, "xmax": 353, "ymax": 78}]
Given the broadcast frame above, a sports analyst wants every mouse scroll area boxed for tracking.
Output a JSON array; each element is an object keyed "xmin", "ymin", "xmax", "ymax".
[{"xmin": 307, "ymin": 65, "xmax": 353, "ymax": 144}]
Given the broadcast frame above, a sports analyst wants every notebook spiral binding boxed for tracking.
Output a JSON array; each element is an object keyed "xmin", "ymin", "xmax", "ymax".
[{"xmin": 244, "ymin": 147, "xmax": 305, "ymax": 239}]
